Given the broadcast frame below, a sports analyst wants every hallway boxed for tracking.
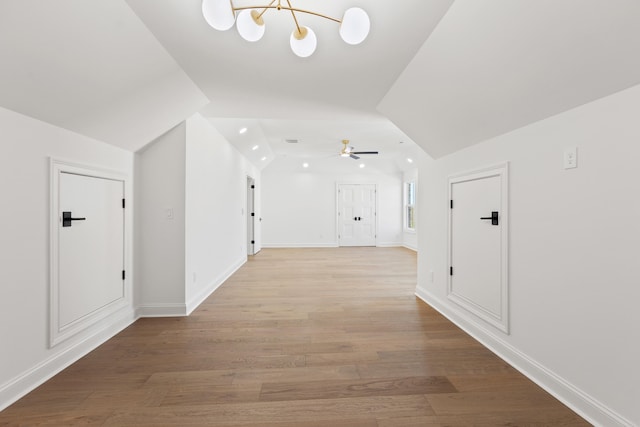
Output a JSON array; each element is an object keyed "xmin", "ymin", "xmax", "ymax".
[{"xmin": 0, "ymin": 248, "xmax": 588, "ymax": 426}]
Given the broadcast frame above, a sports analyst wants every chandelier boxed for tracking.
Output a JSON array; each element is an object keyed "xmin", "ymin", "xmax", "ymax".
[{"xmin": 202, "ymin": 0, "xmax": 370, "ymax": 58}]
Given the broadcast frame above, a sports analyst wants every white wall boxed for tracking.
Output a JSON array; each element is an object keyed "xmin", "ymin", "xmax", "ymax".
[
  {"xmin": 402, "ymin": 167, "xmax": 419, "ymax": 251},
  {"xmin": 0, "ymin": 106, "xmax": 135, "ymax": 410},
  {"xmin": 135, "ymin": 123, "xmax": 187, "ymax": 315},
  {"xmin": 416, "ymin": 84, "xmax": 640, "ymax": 426},
  {"xmin": 184, "ymin": 114, "xmax": 260, "ymax": 312},
  {"xmin": 135, "ymin": 114, "xmax": 260, "ymax": 316},
  {"xmin": 261, "ymin": 171, "xmax": 402, "ymax": 247}
]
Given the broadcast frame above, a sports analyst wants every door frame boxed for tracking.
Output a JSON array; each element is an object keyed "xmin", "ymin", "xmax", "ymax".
[
  {"xmin": 246, "ymin": 176, "xmax": 256, "ymax": 255},
  {"xmin": 335, "ymin": 182, "xmax": 378, "ymax": 247},
  {"xmin": 447, "ymin": 162, "xmax": 510, "ymax": 333},
  {"xmin": 49, "ymin": 158, "xmax": 131, "ymax": 347}
]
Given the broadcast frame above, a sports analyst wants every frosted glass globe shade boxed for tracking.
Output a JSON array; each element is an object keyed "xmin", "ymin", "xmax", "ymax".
[
  {"xmin": 290, "ymin": 26, "xmax": 317, "ymax": 58},
  {"xmin": 339, "ymin": 7, "xmax": 370, "ymax": 45},
  {"xmin": 202, "ymin": 0, "xmax": 235, "ymax": 31},
  {"xmin": 236, "ymin": 9, "xmax": 265, "ymax": 42}
]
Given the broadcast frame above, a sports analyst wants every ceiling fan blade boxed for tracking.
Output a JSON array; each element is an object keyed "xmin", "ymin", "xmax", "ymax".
[
  {"xmin": 350, "ymin": 154, "xmax": 360, "ymax": 160},
  {"xmin": 352, "ymin": 151, "xmax": 378, "ymax": 155}
]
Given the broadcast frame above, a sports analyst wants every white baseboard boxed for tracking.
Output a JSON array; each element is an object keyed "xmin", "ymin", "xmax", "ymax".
[
  {"xmin": 0, "ymin": 308, "xmax": 136, "ymax": 412},
  {"xmin": 414, "ymin": 286, "xmax": 634, "ymax": 427},
  {"xmin": 261, "ymin": 243, "xmax": 339, "ymax": 248},
  {"xmin": 186, "ymin": 256, "xmax": 246, "ymax": 315},
  {"xmin": 402, "ymin": 243, "xmax": 417, "ymax": 251},
  {"xmin": 136, "ymin": 303, "xmax": 187, "ymax": 317},
  {"xmin": 376, "ymin": 242, "xmax": 403, "ymax": 248}
]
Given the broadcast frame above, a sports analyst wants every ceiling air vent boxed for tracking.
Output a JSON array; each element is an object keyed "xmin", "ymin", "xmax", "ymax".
[{"xmin": 285, "ymin": 139, "xmax": 299, "ymax": 144}]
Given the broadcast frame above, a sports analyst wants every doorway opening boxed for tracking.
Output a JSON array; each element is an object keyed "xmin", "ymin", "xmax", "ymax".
[{"xmin": 247, "ymin": 176, "xmax": 256, "ymax": 255}]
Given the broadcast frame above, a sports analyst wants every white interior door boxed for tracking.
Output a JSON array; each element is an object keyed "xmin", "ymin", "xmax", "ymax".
[
  {"xmin": 52, "ymin": 169, "xmax": 125, "ymax": 345},
  {"xmin": 448, "ymin": 164, "xmax": 509, "ymax": 333},
  {"xmin": 338, "ymin": 184, "xmax": 376, "ymax": 247},
  {"xmin": 247, "ymin": 177, "xmax": 255, "ymax": 255}
]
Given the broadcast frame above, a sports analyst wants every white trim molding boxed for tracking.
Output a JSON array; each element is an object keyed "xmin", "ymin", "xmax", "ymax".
[
  {"xmin": 136, "ymin": 303, "xmax": 187, "ymax": 318},
  {"xmin": 415, "ymin": 286, "xmax": 635, "ymax": 427},
  {"xmin": 186, "ymin": 256, "xmax": 246, "ymax": 315},
  {"xmin": 261, "ymin": 243, "xmax": 339, "ymax": 248},
  {"xmin": 49, "ymin": 158, "xmax": 133, "ymax": 347},
  {"xmin": 447, "ymin": 162, "xmax": 510, "ymax": 334},
  {"xmin": 0, "ymin": 310, "xmax": 135, "ymax": 412}
]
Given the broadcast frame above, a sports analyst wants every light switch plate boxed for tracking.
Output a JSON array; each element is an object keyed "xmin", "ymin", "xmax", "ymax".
[{"xmin": 564, "ymin": 147, "xmax": 577, "ymax": 169}]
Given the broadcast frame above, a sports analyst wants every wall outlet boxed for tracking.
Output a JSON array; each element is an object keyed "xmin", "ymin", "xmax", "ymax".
[
  {"xmin": 564, "ymin": 147, "xmax": 577, "ymax": 169},
  {"xmin": 165, "ymin": 208, "xmax": 174, "ymax": 219}
]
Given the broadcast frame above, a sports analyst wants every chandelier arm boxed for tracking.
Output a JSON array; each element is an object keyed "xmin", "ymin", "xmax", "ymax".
[
  {"xmin": 285, "ymin": 0, "xmax": 302, "ymax": 34},
  {"xmin": 232, "ymin": 5, "xmax": 341, "ymax": 23},
  {"xmin": 255, "ymin": 0, "xmax": 277, "ymax": 19}
]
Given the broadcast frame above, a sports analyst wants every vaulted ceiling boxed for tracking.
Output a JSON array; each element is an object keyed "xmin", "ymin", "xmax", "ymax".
[{"xmin": 1, "ymin": 0, "xmax": 639, "ymax": 167}]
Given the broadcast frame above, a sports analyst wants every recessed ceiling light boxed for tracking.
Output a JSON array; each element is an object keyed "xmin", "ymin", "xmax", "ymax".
[
  {"xmin": 252, "ymin": 145, "xmax": 259, "ymax": 151},
  {"xmin": 359, "ymin": 163, "xmax": 365, "ymax": 168},
  {"xmin": 407, "ymin": 158, "xmax": 413, "ymax": 163},
  {"xmin": 260, "ymin": 156, "xmax": 267, "ymax": 161},
  {"xmin": 239, "ymin": 127, "xmax": 248, "ymax": 134},
  {"xmin": 302, "ymin": 162, "xmax": 309, "ymax": 168}
]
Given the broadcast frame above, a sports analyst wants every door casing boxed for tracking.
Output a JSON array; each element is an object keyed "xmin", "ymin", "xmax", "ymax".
[
  {"xmin": 336, "ymin": 183, "xmax": 377, "ymax": 247},
  {"xmin": 447, "ymin": 162, "xmax": 509, "ymax": 333},
  {"xmin": 50, "ymin": 159, "xmax": 130, "ymax": 347}
]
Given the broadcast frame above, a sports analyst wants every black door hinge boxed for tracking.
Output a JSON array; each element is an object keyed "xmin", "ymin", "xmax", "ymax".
[
  {"xmin": 122, "ymin": 198, "xmax": 125, "ymax": 209},
  {"xmin": 251, "ymin": 212, "xmax": 255, "ymax": 216},
  {"xmin": 450, "ymin": 199, "xmax": 453, "ymax": 209},
  {"xmin": 122, "ymin": 270, "xmax": 126, "ymax": 280},
  {"xmin": 251, "ymin": 240, "xmax": 255, "ymax": 244},
  {"xmin": 450, "ymin": 266, "xmax": 453, "ymax": 276},
  {"xmin": 251, "ymin": 185, "xmax": 255, "ymax": 189}
]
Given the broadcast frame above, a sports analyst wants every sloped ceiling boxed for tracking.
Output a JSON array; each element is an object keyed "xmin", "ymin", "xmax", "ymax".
[
  {"xmin": 1, "ymin": 1, "xmax": 639, "ymax": 160},
  {"xmin": 0, "ymin": 0, "xmax": 208, "ymax": 151},
  {"xmin": 378, "ymin": 0, "xmax": 640, "ymax": 159}
]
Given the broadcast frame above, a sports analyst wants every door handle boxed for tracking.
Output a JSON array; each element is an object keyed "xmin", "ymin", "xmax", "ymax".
[
  {"xmin": 358, "ymin": 217, "xmax": 361, "ymax": 221},
  {"xmin": 480, "ymin": 211, "xmax": 499, "ymax": 226},
  {"xmin": 62, "ymin": 211, "xmax": 86, "ymax": 227}
]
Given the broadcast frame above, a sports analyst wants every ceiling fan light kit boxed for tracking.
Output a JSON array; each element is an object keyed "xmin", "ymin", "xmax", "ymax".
[
  {"xmin": 202, "ymin": 0, "xmax": 370, "ymax": 57},
  {"xmin": 340, "ymin": 139, "xmax": 378, "ymax": 160}
]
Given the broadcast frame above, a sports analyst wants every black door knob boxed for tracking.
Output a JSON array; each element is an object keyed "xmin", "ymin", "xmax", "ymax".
[
  {"xmin": 62, "ymin": 211, "xmax": 86, "ymax": 227},
  {"xmin": 480, "ymin": 211, "xmax": 499, "ymax": 226}
]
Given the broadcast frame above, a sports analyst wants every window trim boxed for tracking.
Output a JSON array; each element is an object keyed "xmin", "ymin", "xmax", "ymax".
[{"xmin": 404, "ymin": 181, "xmax": 416, "ymax": 232}]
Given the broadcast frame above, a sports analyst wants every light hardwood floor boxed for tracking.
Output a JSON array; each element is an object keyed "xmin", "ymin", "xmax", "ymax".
[{"xmin": 0, "ymin": 247, "xmax": 589, "ymax": 426}]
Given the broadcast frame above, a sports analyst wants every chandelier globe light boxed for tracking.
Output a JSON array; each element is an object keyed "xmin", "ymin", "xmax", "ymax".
[
  {"xmin": 290, "ymin": 26, "xmax": 317, "ymax": 57},
  {"xmin": 202, "ymin": 0, "xmax": 236, "ymax": 30},
  {"xmin": 202, "ymin": 0, "xmax": 370, "ymax": 57},
  {"xmin": 236, "ymin": 9, "xmax": 265, "ymax": 42}
]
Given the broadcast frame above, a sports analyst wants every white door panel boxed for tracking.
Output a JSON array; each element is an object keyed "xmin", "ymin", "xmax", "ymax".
[
  {"xmin": 338, "ymin": 184, "xmax": 376, "ymax": 247},
  {"xmin": 51, "ymin": 161, "xmax": 127, "ymax": 347},
  {"xmin": 59, "ymin": 173, "xmax": 124, "ymax": 327},
  {"xmin": 448, "ymin": 164, "xmax": 509, "ymax": 333}
]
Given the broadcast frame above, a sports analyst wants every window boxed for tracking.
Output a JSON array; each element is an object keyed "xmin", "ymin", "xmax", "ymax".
[{"xmin": 405, "ymin": 181, "xmax": 416, "ymax": 231}]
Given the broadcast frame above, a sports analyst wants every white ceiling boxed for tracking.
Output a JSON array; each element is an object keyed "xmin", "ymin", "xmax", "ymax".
[
  {"xmin": 379, "ymin": 0, "xmax": 640, "ymax": 158},
  {"xmin": 0, "ymin": 0, "xmax": 208, "ymax": 151},
  {"xmin": 1, "ymin": 0, "xmax": 639, "ymax": 165}
]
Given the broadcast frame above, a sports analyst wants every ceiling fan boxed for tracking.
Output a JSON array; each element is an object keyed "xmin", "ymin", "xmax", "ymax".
[{"xmin": 340, "ymin": 139, "xmax": 378, "ymax": 160}]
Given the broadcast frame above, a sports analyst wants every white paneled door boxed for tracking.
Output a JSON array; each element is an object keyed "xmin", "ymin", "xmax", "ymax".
[
  {"xmin": 338, "ymin": 184, "xmax": 376, "ymax": 247},
  {"xmin": 448, "ymin": 164, "xmax": 509, "ymax": 333},
  {"xmin": 51, "ymin": 169, "xmax": 126, "ymax": 345},
  {"xmin": 247, "ymin": 177, "xmax": 256, "ymax": 255}
]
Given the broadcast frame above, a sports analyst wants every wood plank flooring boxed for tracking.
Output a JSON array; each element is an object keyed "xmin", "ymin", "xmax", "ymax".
[{"xmin": 0, "ymin": 247, "xmax": 590, "ymax": 426}]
